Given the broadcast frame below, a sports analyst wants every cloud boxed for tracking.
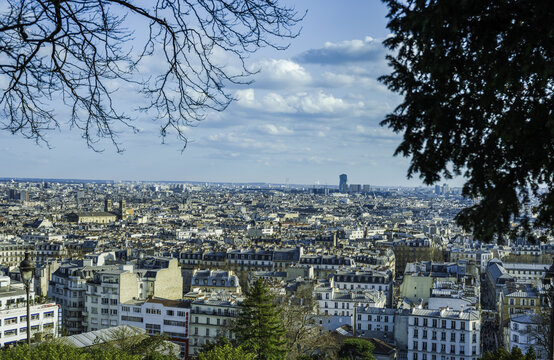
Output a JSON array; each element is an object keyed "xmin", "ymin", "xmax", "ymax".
[
  {"xmin": 235, "ymin": 88, "xmax": 363, "ymax": 116},
  {"xmin": 294, "ymin": 36, "xmax": 386, "ymax": 65},
  {"xmin": 258, "ymin": 124, "xmax": 294, "ymax": 136},
  {"xmin": 252, "ymin": 59, "xmax": 312, "ymax": 89}
]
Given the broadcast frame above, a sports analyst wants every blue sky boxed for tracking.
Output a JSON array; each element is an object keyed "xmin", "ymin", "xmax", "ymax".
[{"xmin": 0, "ymin": 1, "xmax": 462, "ymax": 187}]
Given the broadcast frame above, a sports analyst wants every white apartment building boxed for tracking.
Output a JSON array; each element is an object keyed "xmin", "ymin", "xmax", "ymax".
[
  {"xmin": 332, "ymin": 268, "xmax": 393, "ymax": 305},
  {"xmin": 314, "ymin": 281, "xmax": 386, "ymax": 331},
  {"xmin": 84, "ymin": 259, "xmax": 182, "ymax": 332},
  {"xmin": 508, "ymin": 314, "xmax": 547, "ymax": 360},
  {"xmin": 502, "ymin": 263, "xmax": 548, "ymax": 286},
  {"xmin": 0, "ymin": 277, "xmax": 60, "ymax": 347},
  {"xmin": 354, "ymin": 306, "xmax": 396, "ymax": 340},
  {"xmin": 119, "ymin": 298, "xmax": 190, "ymax": 358},
  {"xmin": 189, "ymin": 293, "xmax": 243, "ymax": 357},
  {"xmin": 408, "ymin": 308, "xmax": 481, "ymax": 360}
]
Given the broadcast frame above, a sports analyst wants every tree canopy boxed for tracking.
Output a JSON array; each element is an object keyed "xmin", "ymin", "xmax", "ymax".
[
  {"xmin": 0, "ymin": 341, "xmax": 177, "ymax": 360},
  {"xmin": 380, "ymin": 0, "xmax": 554, "ymax": 243},
  {"xmin": 337, "ymin": 338, "xmax": 375, "ymax": 360},
  {"xmin": 0, "ymin": 0, "xmax": 302, "ymax": 151},
  {"xmin": 233, "ymin": 279, "xmax": 288, "ymax": 360}
]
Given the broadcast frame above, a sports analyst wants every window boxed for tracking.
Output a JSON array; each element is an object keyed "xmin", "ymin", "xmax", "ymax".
[
  {"xmin": 423, "ymin": 318, "xmax": 428, "ymax": 327},
  {"xmin": 423, "ymin": 330, "xmax": 428, "ymax": 339},
  {"xmin": 101, "ymin": 309, "xmax": 109, "ymax": 314},
  {"xmin": 432, "ymin": 343, "xmax": 436, "ymax": 351},
  {"xmin": 472, "ymin": 334, "xmax": 477, "ymax": 343},
  {"xmin": 422, "ymin": 342, "xmax": 427, "ymax": 350},
  {"xmin": 166, "ymin": 310, "xmax": 174, "ymax": 316},
  {"xmin": 414, "ymin": 329, "xmax": 419, "ymax": 337},
  {"xmin": 450, "ymin": 345, "xmax": 455, "ymax": 354},
  {"xmin": 121, "ymin": 316, "xmax": 143, "ymax": 323},
  {"xmin": 134, "ymin": 307, "xmax": 141, "ymax": 313},
  {"xmin": 122, "ymin": 306, "xmax": 130, "ymax": 312},
  {"xmin": 414, "ymin": 318, "xmax": 419, "ymax": 326},
  {"xmin": 110, "ymin": 299, "xmax": 118, "ymax": 305},
  {"xmin": 460, "ymin": 334, "xmax": 465, "ymax": 342},
  {"xmin": 101, "ymin": 298, "xmax": 109, "ymax": 305},
  {"xmin": 461, "ymin": 322, "xmax": 465, "ymax": 330},
  {"xmin": 177, "ymin": 311, "xmax": 187, "ymax": 317},
  {"xmin": 440, "ymin": 344, "xmax": 446, "ymax": 353},
  {"xmin": 432, "ymin": 331, "xmax": 437, "ymax": 340},
  {"xmin": 433, "ymin": 319, "xmax": 437, "ymax": 327},
  {"xmin": 441, "ymin": 332, "xmax": 446, "ymax": 341},
  {"xmin": 450, "ymin": 321, "xmax": 456, "ymax": 329},
  {"xmin": 5, "ymin": 317, "xmax": 17, "ymax": 325},
  {"xmin": 413, "ymin": 341, "xmax": 418, "ymax": 350},
  {"xmin": 441, "ymin": 320, "xmax": 446, "ymax": 328},
  {"xmin": 451, "ymin": 333, "xmax": 455, "ymax": 342}
]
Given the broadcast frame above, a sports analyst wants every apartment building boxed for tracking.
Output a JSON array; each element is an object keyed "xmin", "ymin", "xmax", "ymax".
[
  {"xmin": 332, "ymin": 268, "xmax": 393, "ymax": 305},
  {"xmin": 84, "ymin": 258, "xmax": 182, "ymax": 332},
  {"xmin": 354, "ymin": 306, "xmax": 396, "ymax": 340},
  {"xmin": 0, "ymin": 277, "xmax": 60, "ymax": 346},
  {"xmin": 120, "ymin": 298, "xmax": 190, "ymax": 358},
  {"xmin": 189, "ymin": 293, "xmax": 243, "ymax": 357},
  {"xmin": 507, "ymin": 314, "xmax": 547, "ymax": 360},
  {"xmin": 407, "ymin": 308, "xmax": 481, "ymax": 360},
  {"xmin": 190, "ymin": 269, "xmax": 241, "ymax": 294}
]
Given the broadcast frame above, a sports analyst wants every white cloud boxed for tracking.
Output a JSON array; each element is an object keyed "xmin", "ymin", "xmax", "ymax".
[{"xmin": 253, "ymin": 59, "xmax": 312, "ymax": 88}]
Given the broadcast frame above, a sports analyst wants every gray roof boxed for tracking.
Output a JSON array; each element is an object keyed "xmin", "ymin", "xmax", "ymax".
[{"xmin": 62, "ymin": 325, "xmax": 145, "ymax": 348}]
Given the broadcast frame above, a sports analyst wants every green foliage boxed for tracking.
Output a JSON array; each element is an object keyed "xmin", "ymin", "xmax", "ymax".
[
  {"xmin": 0, "ymin": 342, "xmax": 139, "ymax": 360},
  {"xmin": 0, "ymin": 334, "xmax": 179, "ymax": 360},
  {"xmin": 233, "ymin": 279, "xmax": 288, "ymax": 360},
  {"xmin": 380, "ymin": 0, "xmax": 554, "ymax": 243},
  {"xmin": 197, "ymin": 343, "xmax": 254, "ymax": 360},
  {"xmin": 481, "ymin": 346, "xmax": 536, "ymax": 360},
  {"xmin": 338, "ymin": 339, "xmax": 375, "ymax": 360}
]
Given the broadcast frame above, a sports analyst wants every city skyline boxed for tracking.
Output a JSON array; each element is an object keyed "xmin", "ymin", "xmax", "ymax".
[{"xmin": 0, "ymin": 1, "xmax": 464, "ymax": 187}]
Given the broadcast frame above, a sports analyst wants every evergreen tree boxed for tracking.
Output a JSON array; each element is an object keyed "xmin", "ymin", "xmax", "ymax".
[{"xmin": 233, "ymin": 279, "xmax": 288, "ymax": 360}]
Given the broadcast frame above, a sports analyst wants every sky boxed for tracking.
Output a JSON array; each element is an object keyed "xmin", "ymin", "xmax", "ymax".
[{"xmin": 0, "ymin": 1, "xmax": 464, "ymax": 187}]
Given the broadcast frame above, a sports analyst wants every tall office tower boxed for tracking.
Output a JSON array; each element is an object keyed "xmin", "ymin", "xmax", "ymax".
[
  {"xmin": 20, "ymin": 190, "xmax": 29, "ymax": 202},
  {"xmin": 435, "ymin": 184, "xmax": 442, "ymax": 195},
  {"xmin": 119, "ymin": 198, "xmax": 126, "ymax": 219},
  {"xmin": 104, "ymin": 198, "xmax": 112, "ymax": 212},
  {"xmin": 339, "ymin": 174, "xmax": 348, "ymax": 193}
]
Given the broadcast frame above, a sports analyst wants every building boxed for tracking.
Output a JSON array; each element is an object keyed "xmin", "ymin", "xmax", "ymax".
[
  {"xmin": 354, "ymin": 306, "xmax": 396, "ymax": 341},
  {"xmin": 508, "ymin": 313, "xmax": 547, "ymax": 360},
  {"xmin": 190, "ymin": 269, "xmax": 241, "ymax": 293},
  {"xmin": 189, "ymin": 293, "xmax": 243, "ymax": 357},
  {"xmin": 66, "ymin": 212, "xmax": 117, "ymax": 224},
  {"xmin": 120, "ymin": 298, "xmax": 190, "ymax": 358},
  {"xmin": 0, "ymin": 277, "xmax": 60, "ymax": 346},
  {"xmin": 84, "ymin": 259, "xmax": 183, "ymax": 332},
  {"xmin": 339, "ymin": 174, "xmax": 348, "ymax": 193},
  {"xmin": 407, "ymin": 308, "xmax": 481, "ymax": 360}
]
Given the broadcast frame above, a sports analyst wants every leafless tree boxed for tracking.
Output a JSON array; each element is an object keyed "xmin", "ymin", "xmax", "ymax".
[{"xmin": 0, "ymin": 0, "xmax": 303, "ymax": 151}]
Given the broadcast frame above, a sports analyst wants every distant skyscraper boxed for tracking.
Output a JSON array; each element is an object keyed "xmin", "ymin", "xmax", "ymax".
[
  {"xmin": 435, "ymin": 184, "xmax": 441, "ymax": 195},
  {"xmin": 339, "ymin": 174, "xmax": 348, "ymax": 193},
  {"xmin": 119, "ymin": 198, "xmax": 126, "ymax": 219},
  {"xmin": 104, "ymin": 198, "xmax": 112, "ymax": 212}
]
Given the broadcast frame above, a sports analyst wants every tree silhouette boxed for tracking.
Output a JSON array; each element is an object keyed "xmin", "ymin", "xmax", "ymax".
[
  {"xmin": 380, "ymin": 0, "xmax": 553, "ymax": 243},
  {"xmin": 0, "ymin": 0, "xmax": 303, "ymax": 151}
]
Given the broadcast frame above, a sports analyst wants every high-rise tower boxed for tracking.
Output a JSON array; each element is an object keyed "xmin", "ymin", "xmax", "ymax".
[{"xmin": 339, "ymin": 174, "xmax": 348, "ymax": 193}]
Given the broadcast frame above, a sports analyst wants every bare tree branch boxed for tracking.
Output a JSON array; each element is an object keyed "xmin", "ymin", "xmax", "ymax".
[{"xmin": 0, "ymin": 0, "xmax": 304, "ymax": 151}]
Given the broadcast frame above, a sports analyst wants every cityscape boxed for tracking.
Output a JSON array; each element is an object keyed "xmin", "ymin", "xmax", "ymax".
[
  {"xmin": 0, "ymin": 175, "xmax": 551, "ymax": 359},
  {"xmin": 0, "ymin": 0, "xmax": 551, "ymax": 360}
]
